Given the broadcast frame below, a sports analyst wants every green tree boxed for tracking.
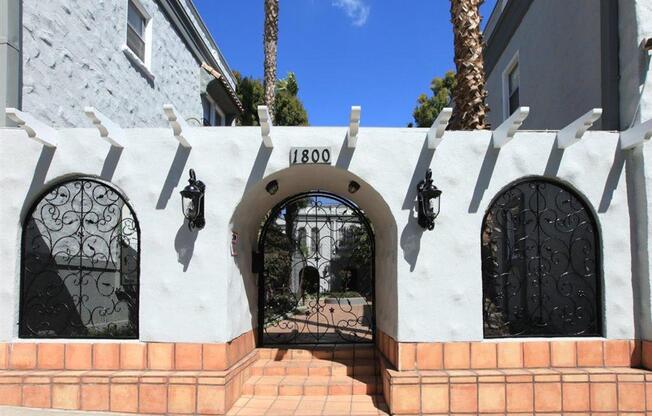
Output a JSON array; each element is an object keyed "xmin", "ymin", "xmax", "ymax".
[
  {"xmin": 235, "ymin": 72, "xmax": 308, "ymax": 126},
  {"xmin": 411, "ymin": 71, "xmax": 456, "ymax": 127}
]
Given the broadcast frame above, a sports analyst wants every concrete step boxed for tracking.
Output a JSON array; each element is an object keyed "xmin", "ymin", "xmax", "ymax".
[
  {"xmin": 227, "ymin": 395, "xmax": 390, "ymax": 415},
  {"xmin": 251, "ymin": 358, "xmax": 378, "ymax": 376},
  {"xmin": 243, "ymin": 375, "xmax": 382, "ymax": 396}
]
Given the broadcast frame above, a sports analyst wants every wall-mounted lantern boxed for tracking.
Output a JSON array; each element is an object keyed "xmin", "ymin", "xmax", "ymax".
[
  {"xmin": 180, "ymin": 169, "xmax": 206, "ymax": 230},
  {"xmin": 266, "ymin": 180, "xmax": 279, "ymax": 195},
  {"xmin": 348, "ymin": 180, "xmax": 360, "ymax": 194},
  {"xmin": 416, "ymin": 168, "xmax": 442, "ymax": 230}
]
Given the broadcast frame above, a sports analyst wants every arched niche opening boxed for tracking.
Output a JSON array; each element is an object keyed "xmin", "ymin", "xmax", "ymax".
[{"xmin": 228, "ymin": 165, "xmax": 398, "ymax": 345}]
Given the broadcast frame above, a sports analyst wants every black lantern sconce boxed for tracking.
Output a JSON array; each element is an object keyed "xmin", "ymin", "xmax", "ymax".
[
  {"xmin": 265, "ymin": 180, "xmax": 279, "ymax": 195},
  {"xmin": 416, "ymin": 168, "xmax": 442, "ymax": 230},
  {"xmin": 348, "ymin": 180, "xmax": 360, "ymax": 194},
  {"xmin": 180, "ymin": 169, "xmax": 206, "ymax": 230}
]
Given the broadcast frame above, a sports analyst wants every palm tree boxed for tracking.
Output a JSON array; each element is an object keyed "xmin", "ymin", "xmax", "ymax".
[
  {"xmin": 449, "ymin": 0, "xmax": 489, "ymax": 130},
  {"xmin": 263, "ymin": 0, "xmax": 279, "ymax": 122}
]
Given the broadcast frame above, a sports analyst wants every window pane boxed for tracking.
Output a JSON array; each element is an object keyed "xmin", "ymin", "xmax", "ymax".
[
  {"xmin": 126, "ymin": 26, "xmax": 146, "ymax": 61},
  {"xmin": 509, "ymin": 88, "xmax": 519, "ymax": 115},
  {"xmin": 201, "ymin": 95, "xmax": 211, "ymax": 126},
  {"xmin": 128, "ymin": 1, "xmax": 145, "ymax": 37},
  {"xmin": 508, "ymin": 63, "xmax": 519, "ymax": 95}
]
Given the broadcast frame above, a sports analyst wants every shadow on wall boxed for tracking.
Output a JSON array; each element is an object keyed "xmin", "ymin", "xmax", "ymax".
[
  {"xmin": 244, "ymin": 142, "xmax": 273, "ymax": 194},
  {"xmin": 400, "ymin": 137, "xmax": 433, "ymax": 271},
  {"xmin": 100, "ymin": 146, "xmax": 124, "ymax": 181},
  {"xmin": 335, "ymin": 133, "xmax": 355, "ymax": 169},
  {"xmin": 21, "ymin": 146, "xmax": 56, "ymax": 220},
  {"xmin": 543, "ymin": 139, "xmax": 564, "ymax": 177},
  {"xmin": 599, "ymin": 145, "xmax": 626, "ymax": 213},
  {"xmin": 469, "ymin": 138, "xmax": 500, "ymax": 213},
  {"xmin": 175, "ymin": 222, "xmax": 198, "ymax": 272},
  {"xmin": 157, "ymin": 144, "xmax": 191, "ymax": 210}
]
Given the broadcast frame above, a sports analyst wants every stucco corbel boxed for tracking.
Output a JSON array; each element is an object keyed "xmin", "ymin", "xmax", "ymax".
[
  {"xmin": 347, "ymin": 106, "xmax": 361, "ymax": 148},
  {"xmin": 621, "ymin": 119, "xmax": 652, "ymax": 150},
  {"xmin": 258, "ymin": 105, "xmax": 273, "ymax": 148},
  {"xmin": 5, "ymin": 108, "xmax": 58, "ymax": 147},
  {"xmin": 163, "ymin": 104, "xmax": 192, "ymax": 148},
  {"xmin": 556, "ymin": 108, "xmax": 603, "ymax": 149},
  {"xmin": 492, "ymin": 106, "xmax": 530, "ymax": 148},
  {"xmin": 84, "ymin": 107, "xmax": 125, "ymax": 147},
  {"xmin": 427, "ymin": 107, "xmax": 452, "ymax": 149}
]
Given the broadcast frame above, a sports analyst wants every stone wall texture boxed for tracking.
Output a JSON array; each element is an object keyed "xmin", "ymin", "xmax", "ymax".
[{"xmin": 21, "ymin": 0, "xmax": 204, "ymax": 128}]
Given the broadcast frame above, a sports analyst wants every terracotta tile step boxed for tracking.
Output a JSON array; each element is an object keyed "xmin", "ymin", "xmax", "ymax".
[
  {"xmin": 243, "ymin": 375, "xmax": 382, "ymax": 396},
  {"xmin": 257, "ymin": 345, "xmax": 375, "ymax": 361},
  {"xmin": 228, "ymin": 394, "xmax": 390, "ymax": 415},
  {"xmin": 251, "ymin": 358, "xmax": 378, "ymax": 376}
]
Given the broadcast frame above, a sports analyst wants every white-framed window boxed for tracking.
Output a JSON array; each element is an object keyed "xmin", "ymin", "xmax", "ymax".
[
  {"xmin": 501, "ymin": 51, "xmax": 520, "ymax": 120},
  {"xmin": 126, "ymin": 0, "xmax": 152, "ymax": 68},
  {"xmin": 202, "ymin": 94, "xmax": 226, "ymax": 126}
]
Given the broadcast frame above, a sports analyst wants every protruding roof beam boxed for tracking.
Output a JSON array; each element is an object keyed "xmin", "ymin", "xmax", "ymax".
[
  {"xmin": 427, "ymin": 107, "xmax": 452, "ymax": 149},
  {"xmin": 257, "ymin": 105, "xmax": 273, "ymax": 148},
  {"xmin": 163, "ymin": 104, "xmax": 192, "ymax": 148},
  {"xmin": 621, "ymin": 118, "xmax": 652, "ymax": 150},
  {"xmin": 347, "ymin": 106, "xmax": 361, "ymax": 148},
  {"xmin": 556, "ymin": 108, "xmax": 602, "ymax": 149},
  {"xmin": 84, "ymin": 107, "xmax": 125, "ymax": 147},
  {"xmin": 5, "ymin": 108, "xmax": 58, "ymax": 147},
  {"xmin": 492, "ymin": 106, "xmax": 530, "ymax": 148}
]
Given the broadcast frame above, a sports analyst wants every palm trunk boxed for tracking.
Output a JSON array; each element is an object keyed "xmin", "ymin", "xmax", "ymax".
[
  {"xmin": 263, "ymin": 0, "xmax": 279, "ymax": 123},
  {"xmin": 449, "ymin": 0, "xmax": 489, "ymax": 130}
]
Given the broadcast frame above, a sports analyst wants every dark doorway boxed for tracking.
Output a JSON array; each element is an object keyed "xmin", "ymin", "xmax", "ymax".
[{"xmin": 257, "ymin": 191, "xmax": 375, "ymax": 345}]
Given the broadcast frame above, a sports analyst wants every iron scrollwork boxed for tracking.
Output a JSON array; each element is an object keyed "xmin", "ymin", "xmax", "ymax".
[
  {"xmin": 258, "ymin": 191, "xmax": 375, "ymax": 345},
  {"xmin": 482, "ymin": 179, "xmax": 601, "ymax": 338},
  {"xmin": 20, "ymin": 178, "xmax": 139, "ymax": 338}
]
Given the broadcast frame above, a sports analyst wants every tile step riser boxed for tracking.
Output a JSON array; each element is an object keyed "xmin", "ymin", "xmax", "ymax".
[
  {"xmin": 251, "ymin": 368, "xmax": 379, "ymax": 376},
  {"xmin": 243, "ymin": 384, "xmax": 382, "ymax": 396}
]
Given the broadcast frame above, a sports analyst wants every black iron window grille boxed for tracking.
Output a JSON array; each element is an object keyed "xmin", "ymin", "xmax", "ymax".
[
  {"xmin": 482, "ymin": 178, "xmax": 602, "ymax": 338},
  {"xmin": 20, "ymin": 178, "xmax": 140, "ymax": 338}
]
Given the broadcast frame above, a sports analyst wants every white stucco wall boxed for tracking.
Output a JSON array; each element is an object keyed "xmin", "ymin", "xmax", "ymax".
[
  {"xmin": 619, "ymin": 0, "xmax": 652, "ymax": 128},
  {"xmin": 0, "ymin": 126, "xmax": 645, "ymax": 343},
  {"xmin": 20, "ymin": 0, "xmax": 204, "ymax": 128}
]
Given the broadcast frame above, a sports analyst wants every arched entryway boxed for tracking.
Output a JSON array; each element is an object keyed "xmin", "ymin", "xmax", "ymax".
[{"xmin": 257, "ymin": 191, "xmax": 375, "ymax": 345}]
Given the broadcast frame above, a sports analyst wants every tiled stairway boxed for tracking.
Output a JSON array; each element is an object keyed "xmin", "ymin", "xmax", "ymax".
[{"xmin": 229, "ymin": 345, "xmax": 389, "ymax": 415}]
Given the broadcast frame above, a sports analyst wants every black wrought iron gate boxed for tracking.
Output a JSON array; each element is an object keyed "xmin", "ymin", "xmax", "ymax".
[{"xmin": 257, "ymin": 191, "xmax": 375, "ymax": 345}]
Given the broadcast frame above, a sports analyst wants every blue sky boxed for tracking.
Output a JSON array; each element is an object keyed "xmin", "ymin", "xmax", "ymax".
[{"xmin": 194, "ymin": 0, "xmax": 497, "ymax": 127}]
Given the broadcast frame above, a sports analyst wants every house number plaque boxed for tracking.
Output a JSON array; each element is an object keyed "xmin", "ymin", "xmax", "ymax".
[{"xmin": 290, "ymin": 147, "xmax": 331, "ymax": 165}]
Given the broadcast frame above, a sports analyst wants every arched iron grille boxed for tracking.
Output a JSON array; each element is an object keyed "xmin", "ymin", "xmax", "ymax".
[
  {"xmin": 482, "ymin": 178, "xmax": 602, "ymax": 338},
  {"xmin": 20, "ymin": 178, "xmax": 139, "ymax": 338},
  {"xmin": 258, "ymin": 191, "xmax": 375, "ymax": 345}
]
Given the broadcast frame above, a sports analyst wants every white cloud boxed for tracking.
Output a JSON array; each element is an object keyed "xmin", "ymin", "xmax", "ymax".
[{"xmin": 332, "ymin": 0, "xmax": 370, "ymax": 26}]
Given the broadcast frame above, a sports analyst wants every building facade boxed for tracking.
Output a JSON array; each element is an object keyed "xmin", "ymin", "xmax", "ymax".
[
  {"xmin": 0, "ymin": 0, "xmax": 242, "ymax": 128},
  {"xmin": 484, "ymin": 0, "xmax": 651, "ymax": 131}
]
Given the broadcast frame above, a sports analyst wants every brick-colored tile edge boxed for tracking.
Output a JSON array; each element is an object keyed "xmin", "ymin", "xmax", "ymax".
[
  {"xmin": 382, "ymin": 364, "xmax": 652, "ymax": 415},
  {"xmin": 0, "ymin": 329, "xmax": 255, "ymax": 372},
  {"xmin": 376, "ymin": 330, "xmax": 644, "ymax": 371},
  {"xmin": 0, "ymin": 347, "xmax": 258, "ymax": 415}
]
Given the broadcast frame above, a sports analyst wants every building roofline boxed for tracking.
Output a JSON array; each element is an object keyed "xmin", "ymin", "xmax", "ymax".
[
  {"xmin": 483, "ymin": 0, "xmax": 533, "ymax": 78},
  {"xmin": 156, "ymin": 0, "xmax": 241, "ymax": 110}
]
